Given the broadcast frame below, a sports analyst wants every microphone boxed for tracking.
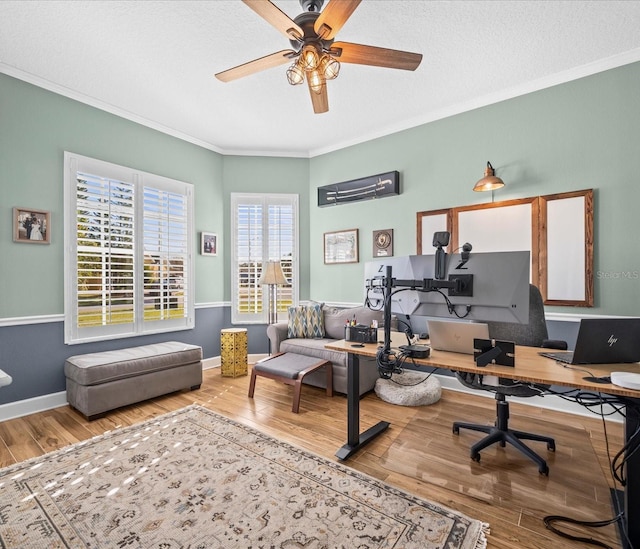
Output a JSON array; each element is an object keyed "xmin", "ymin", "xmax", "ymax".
[{"xmin": 461, "ymin": 242, "xmax": 472, "ymax": 261}]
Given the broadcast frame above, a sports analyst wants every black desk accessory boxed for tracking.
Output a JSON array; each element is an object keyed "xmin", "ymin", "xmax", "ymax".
[
  {"xmin": 474, "ymin": 338, "xmax": 515, "ymax": 367},
  {"xmin": 399, "ymin": 344, "xmax": 431, "ymax": 359}
]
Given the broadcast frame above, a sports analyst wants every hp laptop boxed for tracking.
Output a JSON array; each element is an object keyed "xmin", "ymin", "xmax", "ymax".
[
  {"xmin": 540, "ymin": 318, "xmax": 640, "ymax": 364},
  {"xmin": 427, "ymin": 320, "xmax": 490, "ymax": 355}
]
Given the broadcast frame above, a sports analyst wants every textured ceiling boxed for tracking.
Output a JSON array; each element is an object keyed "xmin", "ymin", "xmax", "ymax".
[{"xmin": 1, "ymin": 0, "xmax": 640, "ymax": 157}]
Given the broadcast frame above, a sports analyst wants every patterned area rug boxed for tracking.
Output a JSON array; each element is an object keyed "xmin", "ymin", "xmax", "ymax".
[{"xmin": 0, "ymin": 405, "xmax": 487, "ymax": 548}]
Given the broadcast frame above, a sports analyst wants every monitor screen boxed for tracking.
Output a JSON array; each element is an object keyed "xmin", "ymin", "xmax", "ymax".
[{"xmin": 364, "ymin": 251, "xmax": 530, "ymax": 324}]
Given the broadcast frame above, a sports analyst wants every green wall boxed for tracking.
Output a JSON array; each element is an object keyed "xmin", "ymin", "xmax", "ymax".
[
  {"xmin": 309, "ymin": 61, "xmax": 640, "ymax": 316},
  {"xmin": 2, "ymin": 61, "xmax": 640, "ymax": 320},
  {"xmin": 221, "ymin": 155, "xmax": 311, "ymax": 301}
]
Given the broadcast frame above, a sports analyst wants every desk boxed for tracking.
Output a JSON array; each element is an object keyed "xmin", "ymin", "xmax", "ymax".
[{"xmin": 325, "ymin": 339, "xmax": 640, "ymax": 548}]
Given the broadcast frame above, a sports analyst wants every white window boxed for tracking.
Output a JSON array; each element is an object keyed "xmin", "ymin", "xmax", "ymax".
[
  {"xmin": 231, "ymin": 193, "xmax": 298, "ymax": 324},
  {"xmin": 64, "ymin": 152, "xmax": 194, "ymax": 344}
]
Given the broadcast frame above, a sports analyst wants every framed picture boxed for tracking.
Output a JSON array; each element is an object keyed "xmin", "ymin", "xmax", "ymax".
[
  {"xmin": 13, "ymin": 207, "xmax": 50, "ymax": 244},
  {"xmin": 373, "ymin": 229, "xmax": 394, "ymax": 257},
  {"xmin": 201, "ymin": 232, "xmax": 218, "ymax": 256},
  {"xmin": 324, "ymin": 228, "xmax": 359, "ymax": 264}
]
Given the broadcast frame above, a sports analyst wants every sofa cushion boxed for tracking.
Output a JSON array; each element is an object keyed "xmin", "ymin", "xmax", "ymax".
[
  {"xmin": 280, "ymin": 338, "xmax": 347, "ymax": 368},
  {"xmin": 305, "ymin": 302, "xmax": 325, "ymax": 338},
  {"xmin": 287, "ymin": 302, "xmax": 326, "ymax": 338},
  {"xmin": 324, "ymin": 306, "xmax": 384, "ymax": 339},
  {"xmin": 287, "ymin": 306, "xmax": 307, "ymax": 338}
]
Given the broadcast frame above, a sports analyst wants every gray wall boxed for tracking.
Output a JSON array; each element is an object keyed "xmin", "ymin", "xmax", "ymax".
[{"xmin": 2, "ymin": 61, "xmax": 640, "ymax": 408}]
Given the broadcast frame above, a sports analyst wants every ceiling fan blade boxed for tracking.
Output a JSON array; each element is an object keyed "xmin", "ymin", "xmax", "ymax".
[
  {"xmin": 307, "ymin": 79, "xmax": 329, "ymax": 114},
  {"xmin": 242, "ymin": 0, "xmax": 304, "ymax": 41},
  {"xmin": 215, "ymin": 50, "xmax": 296, "ymax": 82},
  {"xmin": 314, "ymin": 0, "xmax": 361, "ymax": 40},
  {"xmin": 330, "ymin": 41, "xmax": 422, "ymax": 71}
]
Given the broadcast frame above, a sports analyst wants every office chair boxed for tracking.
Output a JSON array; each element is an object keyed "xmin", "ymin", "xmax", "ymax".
[{"xmin": 452, "ymin": 284, "xmax": 567, "ymax": 475}]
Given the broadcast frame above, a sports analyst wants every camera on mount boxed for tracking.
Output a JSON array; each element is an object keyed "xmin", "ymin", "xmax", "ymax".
[{"xmin": 432, "ymin": 231, "xmax": 450, "ymax": 248}]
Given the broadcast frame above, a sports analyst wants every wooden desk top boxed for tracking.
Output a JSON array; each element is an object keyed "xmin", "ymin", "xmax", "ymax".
[{"xmin": 325, "ymin": 339, "xmax": 640, "ymax": 399}]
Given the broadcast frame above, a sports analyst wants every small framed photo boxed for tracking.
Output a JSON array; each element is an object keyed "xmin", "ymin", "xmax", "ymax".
[
  {"xmin": 201, "ymin": 232, "xmax": 218, "ymax": 256},
  {"xmin": 373, "ymin": 229, "xmax": 394, "ymax": 257},
  {"xmin": 324, "ymin": 228, "xmax": 359, "ymax": 264},
  {"xmin": 13, "ymin": 207, "xmax": 50, "ymax": 244}
]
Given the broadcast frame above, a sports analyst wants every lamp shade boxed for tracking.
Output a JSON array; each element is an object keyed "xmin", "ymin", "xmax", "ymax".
[
  {"xmin": 259, "ymin": 261, "xmax": 288, "ymax": 285},
  {"xmin": 473, "ymin": 161, "xmax": 505, "ymax": 192}
]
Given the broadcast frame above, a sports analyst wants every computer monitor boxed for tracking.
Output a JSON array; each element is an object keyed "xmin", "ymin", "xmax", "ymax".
[{"xmin": 364, "ymin": 251, "xmax": 530, "ymax": 324}]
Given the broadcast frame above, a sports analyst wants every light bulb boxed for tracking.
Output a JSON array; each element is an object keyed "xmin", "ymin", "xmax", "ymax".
[
  {"xmin": 308, "ymin": 69, "xmax": 325, "ymax": 93},
  {"xmin": 300, "ymin": 45, "xmax": 320, "ymax": 71},
  {"xmin": 286, "ymin": 63, "xmax": 304, "ymax": 86},
  {"xmin": 320, "ymin": 55, "xmax": 340, "ymax": 80}
]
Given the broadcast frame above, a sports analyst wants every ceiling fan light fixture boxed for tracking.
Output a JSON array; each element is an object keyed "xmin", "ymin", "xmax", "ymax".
[
  {"xmin": 308, "ymin": 69, "xmax": 326, "ymax": 93},
  {"xmin": 320, "ymin": 54, "xmax": 340, "ymax": 80},
  {"xmin": 286, "ymin": 63, "xmax": 305, "ymax": 85},
  {"xmin": 216, "ymin": 0, "xmax": 423, "ymax": 114},
  {"xmin": 300, "ymin": 44, "xmax": 320, "ymax": 71}
]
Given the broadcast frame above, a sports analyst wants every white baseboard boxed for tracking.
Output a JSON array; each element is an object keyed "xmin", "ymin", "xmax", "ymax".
[
  {"xmin": 202, "ymin": 354, "xmax": 265, "ymax": 370},
  {"xmin": 202, "ymin": 356, "xmax": 220, "ymax": 370},
  {"xmin": 0, "ymin": 391, "xmax": 68, "ymax": 422}
]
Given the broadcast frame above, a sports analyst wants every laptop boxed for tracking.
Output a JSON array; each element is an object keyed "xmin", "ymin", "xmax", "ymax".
[
  {"xmin": 427, "ymin": 319, "xmax": 490, "ymax": 355},
  {"xmin": 539, "ymin": 318, "xmax": 640, "ymax": 364}
]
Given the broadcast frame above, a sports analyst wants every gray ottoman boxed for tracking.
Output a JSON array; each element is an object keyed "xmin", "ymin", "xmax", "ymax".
[
  {"xmin": 65, "ymin": 341, "xmax": 203, "ymax": 420},
  {"xmin": 248, "ymin": 352, "xmax": 332, "ymax": 413}
]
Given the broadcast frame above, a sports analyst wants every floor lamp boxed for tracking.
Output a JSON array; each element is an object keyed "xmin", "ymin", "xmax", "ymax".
[{"xmin": 259, "ymin": 260, "xmax": 288, "ymax": 325}]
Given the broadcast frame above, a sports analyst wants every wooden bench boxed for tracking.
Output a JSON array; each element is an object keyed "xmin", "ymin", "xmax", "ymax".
[
  {"xmin": 248, "ymin": 352, "xmax": 332, "ymax": 413},
  {"xmin": 65, "ymin": 342, "xmax": 203, "ymax": 420}
]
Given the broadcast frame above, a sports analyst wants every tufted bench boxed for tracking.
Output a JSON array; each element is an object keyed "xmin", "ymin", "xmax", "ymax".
[{"xmin": 65, "ymin": 341, "xmax": 203, "ymax": 420}]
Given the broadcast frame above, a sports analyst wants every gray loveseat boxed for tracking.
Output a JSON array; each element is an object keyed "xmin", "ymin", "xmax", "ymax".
[{"xmin": 266, "ymin": 305, "xmax": 384, "ymax": 396}]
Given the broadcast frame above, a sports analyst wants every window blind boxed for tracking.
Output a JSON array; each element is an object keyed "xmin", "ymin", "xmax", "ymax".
[
  {"xmin": 231, "ymin": 193, "xmax": 298, "ymax": 324},
  {"xmin": 64, "ymin": 152, "xmax": 194, "ymax": 344}
]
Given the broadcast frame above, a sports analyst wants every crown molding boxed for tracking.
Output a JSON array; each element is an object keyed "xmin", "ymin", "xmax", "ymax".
[
  {"xmin": 0, "ymin": 63, "xmax": 224, "ymax": 154},
  {"xmin": 4, "ymin": 47, "xmax": 640, "ymax": 159},
  {"xmin": 308, "ymin": 48, "xmax": 640, "ymax": 158}
]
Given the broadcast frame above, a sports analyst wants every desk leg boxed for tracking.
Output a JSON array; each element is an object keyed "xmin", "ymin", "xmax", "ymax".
[
  {"xmin": 623, "ymin": 402, "xmax": 640, "ymax": 548},
  {"xmin": 335, "ymin": 352, "xmax": 390, "ymax": 460}
]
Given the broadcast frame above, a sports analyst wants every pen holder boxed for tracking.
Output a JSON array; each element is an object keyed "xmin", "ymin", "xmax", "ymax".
[{"xmin": 345, "ymin": 324, "xmax": 377, "ymax": 343}]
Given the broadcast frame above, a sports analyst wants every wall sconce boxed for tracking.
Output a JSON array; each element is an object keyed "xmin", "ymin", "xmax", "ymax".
[
  {"xmin": 473, "ymin": 161, "xmax": 505, "ymax": 192},
  {"xmin": 259, "ymin": 261, "xmax": 289, "ymax": 325}
]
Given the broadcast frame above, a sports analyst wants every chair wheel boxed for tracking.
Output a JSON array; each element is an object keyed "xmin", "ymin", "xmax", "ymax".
[
  {"xmin": 453, "ymin": 425, "xmax": 459, "ymax": 435},
  {"xmin": 471, "ymin": 452, "xmax": 481, "ymax": 463},
  {"xmin": 499, "ymin": 441, "xmax": 506, "ymax": 448},
  {"xmin": 539, "ymin": 465, "xmax": 549, "ymax": 476},
  {"xmin": 547, "ymin": 442, "xmax": 556, "ymax": 452}
]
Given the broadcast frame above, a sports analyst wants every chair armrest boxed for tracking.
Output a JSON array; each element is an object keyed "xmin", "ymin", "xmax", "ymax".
[
  {"xmin": 542, "ymin": 339, "xmax": 568, "ymax": 350},
  {"xmin": 266, "ymin": 322, "xmax": 289, "ymax": 354}
]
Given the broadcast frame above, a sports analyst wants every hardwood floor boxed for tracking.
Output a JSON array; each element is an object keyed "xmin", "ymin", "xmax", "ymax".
[{"xmin": 0, "ymin": 367, "xmax": 626, "ymax": 548}]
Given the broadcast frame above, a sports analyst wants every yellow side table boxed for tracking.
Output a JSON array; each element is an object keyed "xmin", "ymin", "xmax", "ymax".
[{"xmin": 220, "ymin": 328, "xmax": 248, "ymax": 377}]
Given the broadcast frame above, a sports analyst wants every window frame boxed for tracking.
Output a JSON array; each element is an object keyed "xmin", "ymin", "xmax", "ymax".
[
  {"xmin": 231, "ymin": 192, "xmax": 299, "ymax": 324},
  {"xmin": 63, "ymin": 152, "xmax": 195, "ymax": 344}
]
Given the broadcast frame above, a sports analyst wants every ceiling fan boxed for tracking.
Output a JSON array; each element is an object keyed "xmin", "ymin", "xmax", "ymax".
[{"xmin": 215, "ymin": 0, "xmax": 423, "ymax": 114}]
